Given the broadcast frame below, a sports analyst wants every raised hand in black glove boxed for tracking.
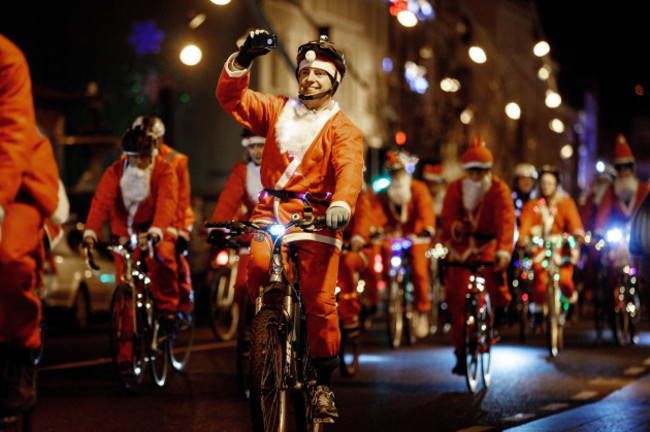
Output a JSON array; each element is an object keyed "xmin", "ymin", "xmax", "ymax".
[{"xmin": 234, "ymin": 29, "xmax": 274, "ymax": 69}]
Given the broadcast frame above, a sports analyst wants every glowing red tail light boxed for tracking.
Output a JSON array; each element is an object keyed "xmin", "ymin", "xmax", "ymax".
[
  {"xmin": 215, "ymin": 250, "xmax": 229, "ymax": 266},
  {"xmin": 373, "ymin": 254, "xmax": 383, "ymax": 274}
]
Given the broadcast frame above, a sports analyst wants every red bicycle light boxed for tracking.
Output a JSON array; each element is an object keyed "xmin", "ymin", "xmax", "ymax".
[
  {"xmin": 373, "ymin": 254, "xmax": 384, "ymax": 274},
  {"xmin": 215, "ymin": 250, "xmax": 229, "ymax": 266}
]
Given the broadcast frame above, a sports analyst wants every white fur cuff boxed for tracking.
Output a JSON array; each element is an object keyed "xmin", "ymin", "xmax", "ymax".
[
  {"xmin": 83, "ymin": 230, "xmax": 98, "ymax": 242},
  {"xmin": 148, "ymin": 226, "xmax": 164, "ymax": 240},
  {"xmin": 225, "ymin": 52, "xmax": 250, "ymax": 78}
]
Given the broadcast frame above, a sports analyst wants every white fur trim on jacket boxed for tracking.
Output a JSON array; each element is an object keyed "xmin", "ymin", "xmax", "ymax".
[
  {"xmin": 225, "ymin": 52, "xmax": 250, "ymax": 78},
  {"xmin": 83, "ymin": 229, "xmax": 98, "ymax": 242},
  {"xmin": 496, "ymin": 249, "xmax": 511, "ymax": 263},
  {"xmin": 148, "ymin": 226, "xmax": 164, "ymax": 241},
  {"xmin": 50, "ymin": 179, "xmax": 70, "ymax": 225}
]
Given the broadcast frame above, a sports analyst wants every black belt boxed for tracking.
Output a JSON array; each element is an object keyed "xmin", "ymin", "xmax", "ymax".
[{"xmin": 264, "ymin": 189, "xmax": 331, "ymax": 206}]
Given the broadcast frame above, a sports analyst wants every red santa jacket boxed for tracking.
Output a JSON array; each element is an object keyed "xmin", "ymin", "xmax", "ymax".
[
  {"xmin": 375, "ymin": 178, "xmax": 435, "ymax": 238},
  {"xmin": 160, "ymin": 143, "xmax": 194, "ymax": 234},
  {"xmin": 594, "ymin": 181, "xmax": 650, "ymax": 235},
  {"xmin": 0, "ymin": 34, "xmax": 59, "ymax": 217},
  {"xmin": 84, "ymin": 157, "xmax": 178, "ymax": 240},
  {"xmin": 344, "ymin": 187, "xmax": 372, "ymax": 245},
  {"xmin": 216, "ymin": 55, "xmax": 364, "ymax": 248},
  {"xmin": 440, "ymin": 174, "xmax": 515, "ymax": 262},
  {"xmin": 519, "ymin": 191, "xmax": 585, "ymax": 242},
  {"xmin": 212, "ymin": 160, "xmax": 260, "ymax": 221}
]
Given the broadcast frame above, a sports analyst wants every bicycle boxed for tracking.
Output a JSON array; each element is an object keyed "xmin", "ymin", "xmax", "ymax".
[
  {"xmin": 205, "ymin": 214, "xmax": 330, "ymax": 432},
  {"xmin": 443, "ymin": 260, "xmax": 494, "ymax": 393},
  {"xmin": 425, "ymin": 241, "xmax": 450, "ymax": 336},
  {"xmin": 510, "ymin": 245, "xmax": 533, "ymax": 342},
  {"xmin": 531, "ymin": 234, "xmax": 574, "ymax": 357},
  {"xmin": 85, "ymin": 236, "xmax": 194, "ymax": 391},
  {"xmin": 384, "ymin": 233, "xmax": 432, "ymax": 349},
  {"xmin": 207, "ymin": 235, "xmax": 248, "ymax": 341},
  {"xmin": 596, "ymin": 227, "xmax": 641, "ymax": 346}
]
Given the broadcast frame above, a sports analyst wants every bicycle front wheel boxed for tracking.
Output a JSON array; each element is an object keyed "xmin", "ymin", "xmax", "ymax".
[
  {"xmin": 168, "ymin": 310, "xmax": 195, "ymax": 371},
  {"xmin": 250, "ymin": 308, "xmax": 287, "ymax": 432},
  {"xmin": 209, "ymin": 270, "xmax": 240, "ymax": 341},
  {"xmin": 480, "ymin": 296, "xmax": 493, "ymax": 389},
  {"xmin": 463, "ymin": 296, "xmax": 480, "ymax": 393},
  {"xmin": 109, "ymin": 283, "xmax": 145, "ymax": 392},
  {"xmin": 546, "ymin": 282, "xmax": 561, "ymax": 358},
  {"xmin": 386, "ymin": 279, "xmax": 404, "ymax": 349}
]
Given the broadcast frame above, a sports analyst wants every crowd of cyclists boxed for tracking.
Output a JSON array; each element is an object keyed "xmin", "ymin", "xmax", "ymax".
[{"xmin": 3, "ymin": 28, "xmax": 650, "ymax": 430}]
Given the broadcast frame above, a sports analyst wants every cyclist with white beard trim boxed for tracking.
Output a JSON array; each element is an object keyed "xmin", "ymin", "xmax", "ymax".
[
  {"xmin": 83, "ymin": 126, "xmax": 179, "ymax": 371},
  {"xmin": 375, "ymin": 150, "xmax": 436, "ymax": 339},
  {"xmin": 594, "ymin": 133, "xmax": 649, "ymax": 237},
  {"xmin": 439, "ymin": 135, "xmax": 515, "ymax": 375}
]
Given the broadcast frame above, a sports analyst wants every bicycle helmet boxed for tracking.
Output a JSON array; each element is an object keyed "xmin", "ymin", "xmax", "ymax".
[
  {"xmin": 121, "ymin": 125, "xmax": 157, "ymax": 156},
  {"xmin": 132, "ymin": 115, "xmax": 165, "ymax": 140},
  {"xmin": 296, "ymin": 35, "xmax": 346, "ymax": 99}
]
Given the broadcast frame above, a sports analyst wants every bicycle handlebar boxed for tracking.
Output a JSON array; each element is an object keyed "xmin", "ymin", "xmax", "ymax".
[
  {"xmin": 84, "ymin": 245, "xmax": 100, "ymax": 271},
  {"xmin": 204, "ymin": 215, "xmax": 328, "ymax": 236}
]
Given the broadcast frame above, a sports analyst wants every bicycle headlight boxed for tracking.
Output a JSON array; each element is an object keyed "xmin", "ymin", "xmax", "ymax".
[
  {"xmin": 269, "ymin": 224, "xmax": 286, "ymax": 236},
  {"xmin": 606, "ymin": 228, "xmax": 623, "ymax": 243},
  {"xmin": 215, "ymin": 250, "xmax": 229, "ymax": 266},
  {"xmin": 391, "ymin": 256, "xmax": 402, "ymax": 267}
]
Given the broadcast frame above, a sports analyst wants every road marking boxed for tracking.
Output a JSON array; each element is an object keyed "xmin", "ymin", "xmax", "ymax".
[
  {"xmin": 624, "ymin": 366, "xmax": 646, "ymax": 376},
  {"xmin": 588, "ymin": 377, "xmax": 630, "ymax": 386},
  {"xmin": 540, "ymin": 402, "xmax": 568, "ymax": 411},
  {"xmin": 39, "ymin": 340, "xmax": 236, "ymax": 372},
  {"xmin": 503, "ymin": 413, "xmax": 535, "ymax": 422},
  {"xmin": 571, "ymin": 390, "xmax": 598, "ymax": 400}
]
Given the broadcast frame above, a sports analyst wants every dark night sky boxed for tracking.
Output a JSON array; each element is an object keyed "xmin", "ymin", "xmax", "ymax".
[{"xmin": 536, "ymin": 1, "xmax": 650, "ymax": 135}]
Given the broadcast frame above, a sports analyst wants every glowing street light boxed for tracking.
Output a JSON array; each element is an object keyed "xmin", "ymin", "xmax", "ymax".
[
  {"xmin": 210, "ymin": 0, "xmax": 231, "ymax": 5},
  {"xmin": 560, "ymin": 144, "xmax": 573, "ymax": 159},
  {"xmin": 460, "ymin": 108, "xmax": 474, "ymax": 124},
  {"xmin": 468, "ymin": 46, "xmax": 487, "ymax": 64},
  {"xmin": 397, "ymin": 10, "xmax": 418, "ymax": 27},
  {"xmin": 533, "ymin": 40, "xmax": 550, "ymax": 57},
  {"xmin": 440, "ymin": 77, "xmax": 461, "ymax": 92},
  {"xmin": 545, "ymin": 90, "xmax": 562, "ymax": 108},
  {"xmin": 537, "ymin": 65, "xmax": 550, "ymax": 81},
  {"xmin": 180, "ymin": 44, "xmax": 202, "ymax": 66},
  {"xmin": 549, "ymin": 118, "xmax": 565, "ymax": 133},
  {"xmin": 505, "ymin": 102, "xmax": 521, "ymax": 120}
]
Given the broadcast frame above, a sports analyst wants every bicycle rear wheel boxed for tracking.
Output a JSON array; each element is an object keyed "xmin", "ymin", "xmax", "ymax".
[
  {"xmin": 463, "ymin": 297, "xmax": 480, "ymax": 393},
  {"xmin": 250, "ymin": 308, "xmax": 287, "ymax": 432},
  {"xmin": 149, "ymin": 305, "xmax": 169, "ymax": 388},
  {"xmin": 168, "ymin": 310, "xmax": 195, "ymax": 371},
  {"xmin": 480, "ymin": 297, "xmax": 493, "ymax": 389},
  {"xmin": 109, "ymin": 283, "xmax": 146, "ymax": 392},
  {"xmin": 386, "ymin": 279, "xmax": 404, "ymax": 349}
]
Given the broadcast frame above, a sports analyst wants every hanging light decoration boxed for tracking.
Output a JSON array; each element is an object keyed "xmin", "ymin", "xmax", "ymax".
[{"xmin": 468, "ymin": 46, "xmax": 487, "ymax": 64}]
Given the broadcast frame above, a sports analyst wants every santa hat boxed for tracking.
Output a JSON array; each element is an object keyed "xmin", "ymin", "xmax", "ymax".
[
  {"xmin": 241, "ymin": 128, "xmax": 265, "ymax": 147},
  {"xmin": 422, "ymin": 163, "xmax": 444, "ymax": 182},
  {"xmin": 461, "ymin": 135, "xmax": 493, "ymax": 169},
  {"xmin": 614, "ymin": 133, "xmax": 634, "ymax": 164},
  {"xmin": 385, "ymin": 150, "xmax": 419, "ymax": 173}
]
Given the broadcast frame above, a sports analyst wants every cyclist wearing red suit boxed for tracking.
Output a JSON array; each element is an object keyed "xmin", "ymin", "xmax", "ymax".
[
  {"xmin": 439, "ymin": 136, "xmax": 515, "ymax": 375},
  {"xmin": 216, "ymin": 30, "xmax": 363, "ymax": 421},
  {"xmin": 83, "ymin": 126, "xmax": 179, "ymax": 368}
]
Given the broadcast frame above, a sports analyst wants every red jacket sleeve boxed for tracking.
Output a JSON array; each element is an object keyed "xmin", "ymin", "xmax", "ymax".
[
  {"xmin": 0, "ymin": 35, "xmax": 36, "ymax": 208},
  {"xmin": 212, "ymin": 161, "xmax": 248, "ymax": 221},
  {"xmin": 413, "ymin": 179, "xmax": 436, "ymax": 233},
  {"xmin": 330, "ymin": 119, "xmax": 364, "ymax": 212},
  {"xmin": 216, "ymin": 57, "xmax": 285, "ymax": 139},
  {"xmin": 493, "ymin": 178, "xmax": 516, "ymax": 255},
  {"xmin": 348, "ymin": 189, "xmax": 371, "ymax": 242},
  {"xmin": 85, "ymin": 162, "xmax": 121, "ymax": 235}
]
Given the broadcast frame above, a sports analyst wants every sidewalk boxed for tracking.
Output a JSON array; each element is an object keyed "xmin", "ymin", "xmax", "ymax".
[{"xmin": 505, "ymin": 372, "xmax": 650, "ymax": 431}]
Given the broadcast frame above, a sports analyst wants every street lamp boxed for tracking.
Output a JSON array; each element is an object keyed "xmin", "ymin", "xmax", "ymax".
[
  {"xmin": 210, "ymin": 0, "xmax": 231, "ymax": 5},
  {"xmin": 533, "ymin": 40, "xmax": 550, "ymax": 57},
  {"xmin": 468, "ymin": 46, "xmax": 487, "ymax": 64},
  {"xmin": 180, "ymin": 44, "xmax": 202, "ymax": 66},
  {"xmin": 505, "ymin": 102, "xmax": 521, "ymax": 120}
]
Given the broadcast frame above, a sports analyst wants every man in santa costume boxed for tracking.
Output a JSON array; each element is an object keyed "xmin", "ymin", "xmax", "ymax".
[
  {"xmin": 594, "ymin": 134, "xmax": 649, "ymax": 237},
  {"xmin": 517, "ymin": 165, "xmax": 585, "ymax": 331},
  {"xmin": 375, "ymin": 150, "xmax": 436, "ymax": 339},
  {"xmin": 83, "ymin": 125, "xmax": 179, "ymax": 368},
  {"xmin": 439, "ymin": 136, "xmax": 515, "ymax": 375},
  {"xmin": 132, "ymin": 115, "xmax": 195, "ymax": 315},
  {"xmin": 0, "ymin": 34, "xmax": 66, "ymax": 415},
  {"xmin": 216, "ymin": 30, "xmax": 363, "ymax": 421}
]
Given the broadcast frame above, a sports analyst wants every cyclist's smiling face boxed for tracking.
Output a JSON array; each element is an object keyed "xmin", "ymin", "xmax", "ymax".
[
  {"xmin": 299, "ymin": 67, "xmax": 332, "ymax": 98},
  {"xmin": 247, "ymin": 143, "xmax": 264, "ymax": 165}
]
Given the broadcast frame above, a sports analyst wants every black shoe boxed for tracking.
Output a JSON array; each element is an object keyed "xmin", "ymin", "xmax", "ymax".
[
  {"xmin": 452, "ymin": 354, "xmax": 467, "ymax": 376},
  {"xmin": 311, "ymin": 385, "xmax": 339, "ymax": 423},
  {"xmin": 0, "ymin": 348, "xmax": 37, "ymax": 412}
]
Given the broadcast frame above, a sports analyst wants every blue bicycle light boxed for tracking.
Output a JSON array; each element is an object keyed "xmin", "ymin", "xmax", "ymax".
[
  {"xmin": 606, "ymin": 228, "xmax": 622, "ymax": 243},
  {"xmin": 402, "ymin": 239, "xmax": 411, "ymax": 249},
  {"xmin": 391, "ymin": 242, "xmax": 402, "ymax": 251},
  {"xmin": 269, "ymin": 224, "xmax": 286, "ymax": 236}
]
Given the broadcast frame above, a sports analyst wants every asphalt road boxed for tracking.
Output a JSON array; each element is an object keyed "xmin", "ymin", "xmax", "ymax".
[{"xmin": 31, "ymin": 309, "xmax": 650, "ymax": 432}]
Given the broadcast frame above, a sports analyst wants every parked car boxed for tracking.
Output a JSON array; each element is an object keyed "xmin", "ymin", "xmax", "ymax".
[{"xmin": 38, "ymin": 222, "xmax": 117, "ymax": 329}]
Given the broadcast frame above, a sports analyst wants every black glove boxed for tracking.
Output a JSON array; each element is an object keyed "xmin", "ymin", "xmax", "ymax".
[
  {"xmin": 235, "ymin": 29, "xmax": 273, "ymax": 69},
  {"xmin": 207, "ymin": 230, "xmax": 227, "ymax": 248},
  {"xmin": 176, "ymin": 235, "xmax": 189, "ymax": 255}
]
